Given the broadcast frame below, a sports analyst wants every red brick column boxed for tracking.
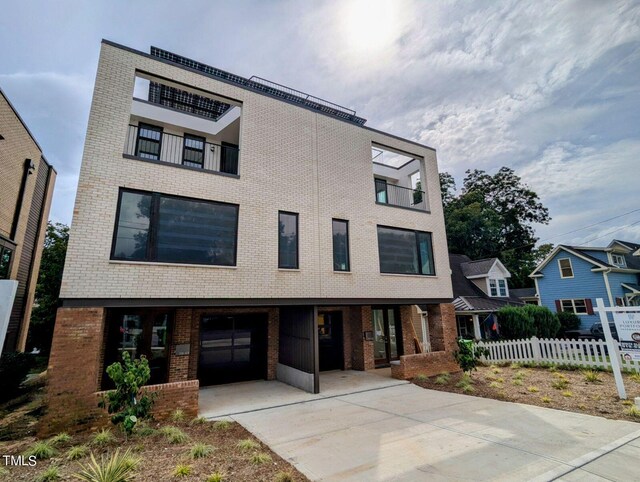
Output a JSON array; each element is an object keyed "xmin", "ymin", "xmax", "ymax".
[
  {"xmin": 350, "ymin": 306, "xmax": 374, "ymax": 370},
  {"xmin": 169, "ymin": 309, "xmax": 193, "ymax": 382},
  {"xmin": 399, "ymin": 305, "xmax": 417, "ymax": 356},
  {"xmin": 267, "ymin": 308, "xmax": 279, "ymax": 380},
  {"xmin": 42, "ymin": 307, "xmax": 106, "ymax": 434}
]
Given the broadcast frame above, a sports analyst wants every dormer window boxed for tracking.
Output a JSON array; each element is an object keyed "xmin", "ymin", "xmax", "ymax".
[
  {"xmin": 489, "ymin": 279, "xmax": 508, "ymax": 297},
  {"xmin": 558, "ymin": 258, "xmax": 573, "ymax": 278},
  {"xmin": 612, "ymin": 254, "xmax": 626, "ymax": 267}
]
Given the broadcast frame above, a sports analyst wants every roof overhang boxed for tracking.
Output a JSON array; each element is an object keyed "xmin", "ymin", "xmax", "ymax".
[{"xmin": 530, "ymin": 245, "xmax": 609, "ymax": 277}]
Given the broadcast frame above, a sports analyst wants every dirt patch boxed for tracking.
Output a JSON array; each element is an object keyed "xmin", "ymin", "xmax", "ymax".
[
  {"xmin": 413, "ymin": 364, "xmax": 640, "ymax": 423},
  {"xmin": 1, "ymin": 418, "xmax": 306, "ymax": 481}
]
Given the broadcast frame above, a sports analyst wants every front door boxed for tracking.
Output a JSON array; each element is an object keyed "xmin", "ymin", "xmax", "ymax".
[
  {"xmin": 318, "ymin": 311, "xmax": 344, "ymax": 371},
  {"xmin": 373, "ymin": 308, "xmax": 402, "ymax": 366}
]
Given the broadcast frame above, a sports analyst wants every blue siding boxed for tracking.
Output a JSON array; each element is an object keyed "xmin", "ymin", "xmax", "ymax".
[
  {"xmin": 537, "ymin": 251, "xmax": 607, "ymax": 329},
  {"xmin": 608, "ymin": 271, "xmax": 640, "ymax": 301},
  {"xmin": 576, "ymin": 250, "xmax": 609, "ymax": 263}
]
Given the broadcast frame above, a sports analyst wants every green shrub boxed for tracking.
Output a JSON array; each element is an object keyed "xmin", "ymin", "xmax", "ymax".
[
  {"xmin": 626, "ymin": 405, "xmax": 640, "ymax": 419},
  {"xmin": 541, "ymin": 396, "xmax": 551, "ymax": 404},
  {"xmin": 274, "ymin": 472, "xmax": 294, "ymax": 482},
  {"xmin": 496, "ymin": 307, "xmax": 535, "ymax": 339},
  {"xmin": 171, "ymin": 409, "xmax": 185, "ymax": 423},
  {"xmin": 207, "ymin": 473, "xmax": 225, "ymax": 482},
  {"xmin": 584, "ymin": 370, "xmax": 602, "ymax": 383},
  {"xmin": 512, "ymin": 379, "xmax": 523, "ymax": 386},
  {"xmin": 434, "ymin": 373, "xmax": 450, "ymax": 385},
  {"xmin": 36, "ymin": 465, "xmax": 60, "ymax": 482},
  {"xmin": 489, "ymin": 381, "xmax": 502, "ymax": 388},
  {"xmin": 453, "ymin": 338, "xmax": 488, "ymax": 374},
  {"xmin": 190, "ymin": 442, "xmax": 214, "ymax": 459},
  {"xmin": 92, "ymin": 428, "xmax": 115, "ymax": 446},
  {"xmin": 414, "ymin": 373, "xmax": 428, "ymax": 382},
  {"xmin": 557, "ymin": 311, "xmax": 581, "ymax": 337},
  {"xmin": 74, "ymin": 449, "xmax": 140, "ymax": 482},
  {"xmin": 49, "ymin": 432, "xmax": 72, "ymax": 446},
  {"xmin": 250, "ymin": 452, "xmax": 272, "ymax": 465},
  {"xmin": 67, "ymin": 444, "xmax": 89, "ymax": 461},
  {"xmin": 629, "ymin": 373, "xmax": 640, "ymax": 383},
  {"xmin": 562, "ymin": 390, "xmax": 573, "ymax": 397},
  {"xmin": 237, "ymin": 438, "xmax": 259, "ymax": 451},
  {"xmin": 173, "ymin": 464, "xmax": 191, "ymax": 477},
  {"xmin": 160, "ymin": 426, "xmax": 189, "ymax": 444},
  {"xmin": 527, "ymin": 386, "xmax": 539, "ymax": 393},
  {"xmin": 0, "ymin": 352, "xmax": 33, "ymax": 401},
  {"xmin": 213, "ymin": 420, "xmax": 231, "ymax": 431},
  {"xmin": 24, "ymin": 441, "xmax": 56, "ymax": 460},
  {"xmin": 190, "ymin": 416, "xmax": 208, "ymax": 425},
  {"xmin": 523, "ymin": 305, "xmax": 561, "ymax": 339},
  {"xmin": 99, "ymin": 352, "xmax": 155, "ymax": 436},
  {"xmin": 551, "ymin": 378, "xmax": 569, "ymax": 390}
]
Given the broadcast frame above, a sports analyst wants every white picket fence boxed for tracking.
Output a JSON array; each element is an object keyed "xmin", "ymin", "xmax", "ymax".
[{"xmin": 477, "ymin": 336, "xmax": 640, "ymax": 373}]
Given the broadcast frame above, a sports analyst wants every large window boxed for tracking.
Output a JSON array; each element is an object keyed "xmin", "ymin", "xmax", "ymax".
[
  {"xmin": 560, "ymin": 299, "xmax": 589, "ymax": 315},
  {"xmin": 278, "ymin": 211, "xmax": 298, "ymax": 269},
  {"xmin": 558, "ymin": 258, "xmax": 574, "ymax": 278},
  {"xmin": 111, "ymin": 189, "xmax": 239, "ymax": 266},
  {"xmin": 182, "ymin": 134, "xmax": 205, "ymax": 168},
  {"xmin": 489, "ymin": 279, "xmax": 508, "ymax": 297},
  {"xmin": 332, "ymin": 219, "xmax": 350, "ymax": 272},
  {"xmin": 135, "ymin": 123, "xmax": 162, "ymax": 160},
  {"xmin": 377, "ymin": 226, "xmax": 435, "ymax": 275}
]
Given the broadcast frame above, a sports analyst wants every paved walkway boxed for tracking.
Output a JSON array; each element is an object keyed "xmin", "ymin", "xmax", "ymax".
[{"xmin": 205, "ymin": 373, "xmax": 640, "ymax": 481}]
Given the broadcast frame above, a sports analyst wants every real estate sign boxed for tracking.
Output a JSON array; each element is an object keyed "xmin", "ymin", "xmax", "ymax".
[{"xmin": 612, "ymin": 311, "xmax": 640, "ymax": 361}]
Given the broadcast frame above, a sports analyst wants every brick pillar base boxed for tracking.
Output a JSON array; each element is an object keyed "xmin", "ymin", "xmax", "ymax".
[
  {"xmin": 399, "ymin": 305, "xmax": 417, "ymax": 356},
  {"xmin": 350, "ymin": 306, "xmax": 374, "ymax": 370},
  {"xmin": 41, "ymin": 307, "xmax": 106, "ymax": 435}
]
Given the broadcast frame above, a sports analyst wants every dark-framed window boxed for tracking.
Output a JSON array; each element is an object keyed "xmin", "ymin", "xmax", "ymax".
[
  {"xmin": 182, "ymin": 134, "xmax": 205, "ymax": 168},
  {"xmin": 135, "ymin": 123, "xmax": 163, "ymax": 160},
  {"xmin": 102, "ymin": 309, "xmax": 173, "ymax": 389},
  {"xmin": 332, "ymin": 219, "xmax": 350, "ymax": 271},
  {"xmin": 377, "ymin": 225, "xmax": 435, "ymax": 275},
  {"xmin": 0, "ymin": 244, "xmax": 14, "ymax": 279},
  {"xmin": 278, "ymin": 211, "xmax": 298, "ymax": 269},
  {"xmin": 220, "ymin": 142, "xmax": 239, "ymax": 175},
  {"xmin": 111, "ymin": 188, "xmax": 239, "ymax": 266}
]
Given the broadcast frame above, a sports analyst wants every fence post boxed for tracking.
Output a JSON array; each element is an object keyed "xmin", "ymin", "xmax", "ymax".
[{"xmin": 531, "ymin": 336, "xmax": 541, "ymax": 362}]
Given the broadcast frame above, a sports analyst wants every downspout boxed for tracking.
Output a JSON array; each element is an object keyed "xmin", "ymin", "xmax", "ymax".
[
  {"xmin": 602, "ymin": 268, "xmax": 615, "ymax": 307},
  {"xmin": 10, "ymin": 158, "xmax": 35, "ymax": 240}
]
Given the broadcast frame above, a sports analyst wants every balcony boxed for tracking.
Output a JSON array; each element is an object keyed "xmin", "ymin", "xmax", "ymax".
[
  {"xmin": 124, "ymin": 124, "xmax": 239, "ymax": 176},
  {"xmin": 375, "ymin": 178, "xmax": 426, "ymax": 211}
]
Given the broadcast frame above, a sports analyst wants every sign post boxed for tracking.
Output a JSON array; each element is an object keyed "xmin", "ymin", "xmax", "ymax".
[{"xmin": 595, "ymin": 298, "xmax": 626, "ymax": 400}]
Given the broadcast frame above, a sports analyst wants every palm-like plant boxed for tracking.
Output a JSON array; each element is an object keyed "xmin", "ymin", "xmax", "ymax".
[{"xmin": 73, "ymin": 448, "xmax": 140, "ymax": 482}]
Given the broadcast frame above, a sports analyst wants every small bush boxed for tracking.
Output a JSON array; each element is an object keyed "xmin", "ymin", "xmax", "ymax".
[
  {"xmin": 460, "ymin": 384, "xmax": 474, "ymax": 393},
  {"xmin": 160, "ymin": 426, "xmax": 189, "ymax": 444},
  {"xmin": 551, "ymin": 379, "xmax": 570, "ymax": 390},
  {"xmin": 524, "ymin": 305, "xmax": 561, "ymax": 339},
  {"xmin": 622, "ymin": 400, "xmax": 634, "ymax": 406},
  {"xmin": 0, "ymin": 352, "xmax": 33, "ymax": 402},
  {"xmin": 625, "ymin": 405, "xmax": 640, "ymax": 420},
  {"xmin": 92, "ymin": 428, "xmax": 115, "ymax": 446},
  {"xmin": 414, "ymin": 373, "xmax": 428, "ymax": 382},
  {"xmin": 434, "ymin": 373, "xmax": 450, "ymax": 385},
  {"xmin": 190, "ymin": 442, "xmax": 214, "ymax": 459},
  {"xmin": 489, "ymin": 381, "xmax": 502, "ymax": 389},
  {"xmin": 584, "ymin": 370, "xmax": 602, "ymax": 383},
  {"xmin": 251, "ymin": 452, "xmax": 272, "ymax": 465},
  {"xmin": 237, "ymin": 439, "xmax": 259, "ymax": 451},
  {"xmin": 171, "ymin": 409, "xmax": 185, "ymax": 423},
  {"xmin": 74, "ymin": 448, "xmax": 140, "ymax": 482},
  {"xmin": 36, "ymin": 466, "xmax": 60, "ymax": 482},
  {"xmin": 509, "ymin": 363, "xmax": 521, "ymax": 369},
  {"xmin": 496, "ymin": 306, "xmax": 535, "ymax": 339},
  {"xmin": 67, "ymin": 445, "xmax": 89, "ymax": 461},
  {"xmin": 213, "ymin": 420, "xmax": 231, "ymax": 431},
  {"xmin": 548, "ymin": 366, "xmax": 558, "ymax": 372},
  {"xmin": 135, "ymin": 425, "xmax": 157, "ymax": 437},
  {"xmin": 514, "ymin": 370, "xmax": 527, "ymax": 380},
  {"xmin": 562, "ymin": 391, "xmax": 573, "ymax": 397},
  {"xmin": 541, "ymin": 396, "xmax": 551, "ymax": 404},
  {"xmin": 0, "ymin": 467, "xmax": 9, "ymax": 477},
  {"xmin": 491, "ymin": 366, "xmax": 502, "ymax": 374},
  {"xmin": 24, "ymin": 441, "xmax": 56, "ymax": 460},
  {"xmin": 512, "ymin": 379, "xmax": 523, "ymax": 386},
  {"xmin": 578, "ymin": 404, "xmax": 586, "ymax": 410},
  {"xmin": 190, "ymin": 416, "xmax": 208, "ymax": 425},
  {"xmin": 49, "ymin": 432, "xmax": 72, "ymax": 446},
  {"xmin": 173, "ymin": 464, "xmax": 192, "ymax": 477},
  {"xmin": 207, "ymin": 473, "xmax": 225, "ymax": 482},
  {"xmin": 274, "ymin": 472, "xmax": 294, "ymax": 482},
  {"xmin": 557, "ymin": 311, "xmax": 581, "ymax": 337},
  {"xmin": 629, "ymin": 373, "xmax": 640, "ymax": 383},
  {"xmin": 527, "ymin": 386, "xmax": 539, "ymax": 393},
  {"xmin": 454, "ymin": 338, "xmax": 488, "ymax": 374}
]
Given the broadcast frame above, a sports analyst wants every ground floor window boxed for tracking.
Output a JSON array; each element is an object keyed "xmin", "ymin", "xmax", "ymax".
[
  {"xmin": 558, "ymin": 299, "xmax": 591, "ymax": 315},
  {"xmin": 456, "ymin": 315, "xmax": 475, "ymax": 339},
  {"xmin": 102, "ymin": 309, "xmax": 173, "ymax": 389}
]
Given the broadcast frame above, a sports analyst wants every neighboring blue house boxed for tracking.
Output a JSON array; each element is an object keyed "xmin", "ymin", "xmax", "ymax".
[{"xmin": 530, "ymin": 240, "xmax": 640, "ymax": 329}]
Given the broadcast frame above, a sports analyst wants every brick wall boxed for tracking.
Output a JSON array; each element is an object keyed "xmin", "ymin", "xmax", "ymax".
[
  {"xmin": 400, "ymin": 305, "xmax": 417, "ymax": 356},
  {"xmin": 349, "ymin": 306, "xmax": 374, "ymax": 370}
]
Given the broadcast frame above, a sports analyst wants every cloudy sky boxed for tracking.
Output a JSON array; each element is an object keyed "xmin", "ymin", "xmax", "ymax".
[{"xmin": 1, "ymin": 0, "xmax": 639, "ymax": 247}]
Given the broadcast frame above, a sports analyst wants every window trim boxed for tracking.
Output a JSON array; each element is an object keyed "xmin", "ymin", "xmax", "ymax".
[
  {"xmin": 376, "ymin": 224, "xmax": 436, "ymax": 276},
  {"xmin": 278, "ymin": 211, "xmax": 299, "ymax": 269},
  {"xmin": 611, "ymin": 254, "xmax": 626, "ymax": 267},
  {"xmin": 182, "ymin": 133, "xmax": 206, "ymax": 168},
  {"xmin": 558, "ymin": 258, "xmax": 574, "ymax": 278},
  {"xmin": 110, "ymin": 188, "xmax": 239, "ymax": 266},
  {"xmin": 135, "ymin": 122, "xmax": 163, "ymax": 160},
  {"xmin": 332, "ymin": 218, "xmax": 350, "ymax": 272},
  {"xmin": 560, "ymin": 298, "xmax": 589, "ymax": 315}
]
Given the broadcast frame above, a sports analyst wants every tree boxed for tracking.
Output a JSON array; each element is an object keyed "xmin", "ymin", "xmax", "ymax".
[
  {"xmin": 440, "ymin": 168, "xmax": 550, "ymax": 288},
  {"xmin": 27, "ymin": 222, "xmax": 69, "ymax": 355}
]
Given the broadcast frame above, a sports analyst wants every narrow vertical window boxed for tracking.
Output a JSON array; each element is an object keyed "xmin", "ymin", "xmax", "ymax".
[
  {"xmin": 112, "ymin": 191, "xmax": 153, "ymax": 261},
  {"xmin": 332, "ymin": 219, "xmax": 350, "ymax": 271},
  {"xmin": 135, "ymin": 123, "xmax": 163, "ymax": 160},
  {"xmin": 182, "ymin": 134, "xmax": 205, "ymax": 168},
  {"xmin": 497, "ymin": 279, "xmax": 507, "ymax": 297},
  {"xmin": 278, "ymin": 211, "xmax": 298, "ymax": 269},
  {"xmin": 0, "ymin": 246, "xmax": 13, "ymax": 279},
  {"xmin": 558, "ymin": 258, "xmax": 573, "ymax": 278},
  {"xmin": 489, "ymin": 279, "xmax": 498, "ymax": 296}
]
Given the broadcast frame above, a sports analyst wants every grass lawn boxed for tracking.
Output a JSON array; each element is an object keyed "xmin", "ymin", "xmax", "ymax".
[
  {"xmin": 413, "ymin": 364, "xmax": 640, "ymax": 423},
  {"xmin": 0, "ymin": 378, "xmax": 307, "ymax": 481}
]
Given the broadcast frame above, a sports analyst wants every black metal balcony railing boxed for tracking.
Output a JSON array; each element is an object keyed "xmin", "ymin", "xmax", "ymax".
[
  {"xmin": 375, "ymin": 178, "xmax": 427, "ymax": 211},
  {"xmin": 124, "ymin": 125, "xmax": 239, "ymax": 176}
]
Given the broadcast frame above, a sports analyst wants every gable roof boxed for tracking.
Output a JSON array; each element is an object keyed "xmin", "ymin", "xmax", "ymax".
[
  {"xmin": 510, "ymin": 287, "xmax": 537, "ymax": 299},
  {"xmin": 530, "ymin": 243, "xmax": 640, "ymax": 277},
  {"xmin": 608, "ymin": 239, "xmax": 640, "ymax": 252}
]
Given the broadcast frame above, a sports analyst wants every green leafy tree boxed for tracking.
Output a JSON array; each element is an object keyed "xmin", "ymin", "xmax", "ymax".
[
  {"xmin": 440, "ymin": 168, "xmax": 550, "ymax": 288},
  {"xmin": 99, "ymin": 352, "xmax": 155, "ymax": 436},
  {"xmin": 523, "ymin": 305, "xmax": 560, "ymax": 339},
  {"xmin": 496, "ymin": 306, "xmax": 536, "ymax": 339},
  {"xmin": 27, "ymin": 222, "xmax": 69, "ymax": 355},
  {"xmin": 453, "ymin": 338, "xmax": 489, "ymax": 374}
]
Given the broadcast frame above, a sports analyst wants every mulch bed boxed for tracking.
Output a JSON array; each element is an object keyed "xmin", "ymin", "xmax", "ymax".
[
  {"xmin": 412, "ymin": 364, "xmax": 640, "ymax": 423},
  {"xmin": 1, "ymin": 416, "xmax": 307, "ymax": 482}
]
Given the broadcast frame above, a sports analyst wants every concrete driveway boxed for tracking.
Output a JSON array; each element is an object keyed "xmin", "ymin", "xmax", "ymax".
[{"xmin": 223, "ymin": 375, "xmax": 640, "ymax": 481}]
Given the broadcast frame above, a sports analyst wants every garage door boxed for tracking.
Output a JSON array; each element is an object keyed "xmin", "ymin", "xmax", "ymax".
[{"xmin": 198, "ymin": 313, "xmax": 267, "ymax": 386}]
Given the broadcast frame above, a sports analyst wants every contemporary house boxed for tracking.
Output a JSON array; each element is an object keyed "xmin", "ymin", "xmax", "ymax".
[
  {"xmin": 531, "ymin": 240, "xmax": 640, "ymax": 329},
  {"xmin": 0, "ymin": 88, "xmax": 56, "ymax": 354},
  {"xmin": 45, "ymin": 41, "xmax": 457, "ymax": 430},
  {"xmin": 450, "ymin": 254, "xmax": 524, "ymax": 339}
]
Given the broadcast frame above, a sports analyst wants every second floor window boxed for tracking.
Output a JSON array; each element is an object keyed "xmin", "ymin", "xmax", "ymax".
[
  {"xmin": 558, "ymin": 258, "xmax": 574, "ymax": 278},
  {"xmin": 377, "ymin": 225, "xmax": 435, "ymax": 275},
  {"xmin": 135, "ymin": 123, "xmax": 162, "ymax": 160},
  {"xmin": 182, "ymin": 134, "xmax": 205, "ymax": 168},
  {"xmin": 111, "ymin": 189, "xmax": 238, "ymax": 266},
  {"xmin": 278, "ymin": 211, "xmax": 298, "ymax": 269},
  {"xmin": 0, "ymin": 244, "xmax": 13, "ymax": 279},
  {"xmin": 612, "ymin": 254, "xmax": 626, "ymax": 267},
  {"xmin": 332, "ymin": 219, "xmax": 350, "ymax": 271},
  {"xmin": 489, "ymin": 279, "xmax": 508, "ymax": 297}
]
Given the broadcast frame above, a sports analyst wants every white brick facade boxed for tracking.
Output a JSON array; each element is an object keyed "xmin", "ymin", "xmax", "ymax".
[{"xmin": 60, "ymin": 42, "xmax": 453, "ymax": 302}]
